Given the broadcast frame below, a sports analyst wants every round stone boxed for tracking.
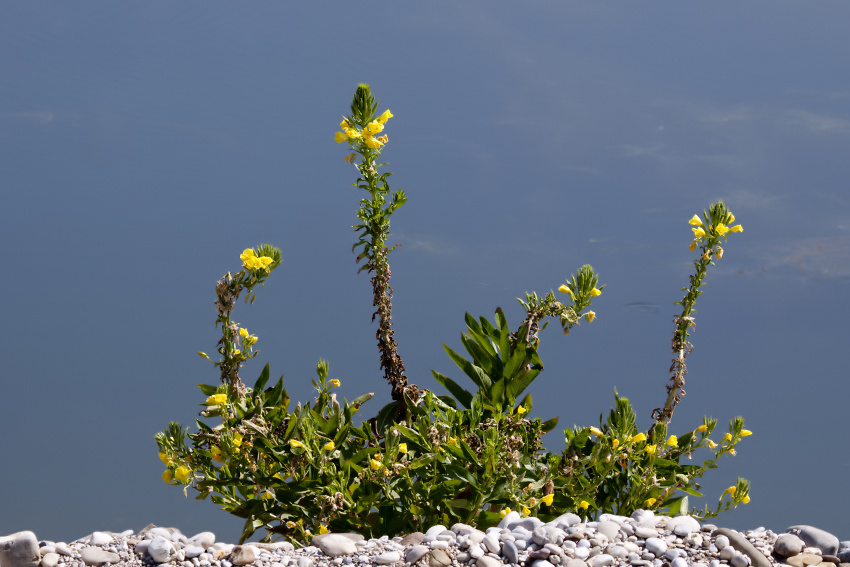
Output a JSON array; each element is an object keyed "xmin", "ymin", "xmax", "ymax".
[
  {"xmin": 775, "ymin": 534, "xmax": 805, "ymax": 557},
  {"xmin": 644, "ymin": 538, "xmax": 667, "ymax": 556}
]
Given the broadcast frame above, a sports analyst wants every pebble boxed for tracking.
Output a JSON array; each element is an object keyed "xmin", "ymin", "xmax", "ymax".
[{"xmin": 0, "ymin": 514, "xmax": 847, "ymax": 567}]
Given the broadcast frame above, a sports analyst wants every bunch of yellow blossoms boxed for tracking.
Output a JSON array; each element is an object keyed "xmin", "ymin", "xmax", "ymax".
[
  {"xmin": 240, "ymin": 248, "xmax": 274, "ymax": 272},
  {"xmin": 334, "ymin": 109, "xmax": 393, "ymax": 151},
  {"xmin": 688, "ymin": 214, "xmax": 743, "ymax": 253}
]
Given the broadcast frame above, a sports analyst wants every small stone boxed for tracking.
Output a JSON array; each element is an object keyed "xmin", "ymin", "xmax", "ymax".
[
  {"xmin": 54, "ymin": 543, "xmax": 73, "ymax": 557},
  {"xmin": 470, "ymin": 545, "xmax": 485, "ymax": 559},
  {"xmin": 715, "ymin": 535, "xmax": 731, "ymax": 550},
  {"xmin": 80, "ymin": 548, "xmax": 120, "ymax": 566},
  {"xmin": 635, "ymin": 527, "xmax": 658, "ymax": 540},
  {"xmin": 429, "ymin": 548, "xmax": 452, "ymax": 567},
  {"xmin": 596, "ymin": 522, "xmax": 621, "ymax": 542},
  {"xmin": 823, "ymin": 556, "xmax": 841, "ymax": 564},
  {"xmin": 188, "ymin": 532, "xmax": 216, "ymax": 550},
  {"xmin": 315, "ymin": 535, "xmax": 356, "ymax": 557},
  {"xmin": 405, "ymin": 545, "xmax": 430, "ymax": 565},
  {"xmin": 42, "ymin": 553, "xmax": 60, "ymax": 567},
  {"xmin": 730, "ymin": 554, "xmax": 751, "ymax": 567},
  {"xmin": 503, "ymin": 540, "xmax": 519, "ymax": 564},
  {"xmin": 840, "ymin": 551, "xmax": 850, "ymax": 564},
  {"xmin": 228, "ymin": 546, "xmax": 256, "ymax": 566},
  {"xmin": 478, "ymin": 556, "xmax": 502, "ymax": 567},
  {"xmin": 775, "ymin": 534, "xmax": 807, "ymax": 557},
  {"xmin": 565, "ymin": 560, "xmax": 588, "ymax": 567},
  {"xmin": 720, "ymin": 547, "xmax": 737, "ymax": 560},
  {"xmin": 185, "ymin": 546, "xmax": 206, "ymax": 559},
  {"xmin": 401, "ymin": 533, "xmax": 426, "ymax": 547},
  {"xmin": 88, "ymin": 533, "xmax": 113, "ymax": 547},
  {"xmin": 297, "ymin": 556, "xmax": 313, "ymax": 567},
  {"xmin": 671, "ymin": 558, "xmax": 689, "ymax": 567},
  {"xmin": 588, "ymin": 554, "xmax": 615, "ymax": 567},
  {"xmin": 666, "ymin": 517, "xmax": 701, "ymax": 537},
  {"xmin": 786, "ymin": 553, "xmax": 825, "ymax": 567},
  {"xmin": 148, "ymin": 536, "xmax": 176, "ymax": 563},
  {"xmin": 483, "ymin": 535, "xmax": 500, "ymax": 554},
  {"xmin": 0, "ymin": 531, "xmax": 40, "ymax": 567},
  {"xmin": 788, "ymin": 527, "xmax": 841, "ymax": 556},
  {"xmin": 644, "ymin": 538, "xmax": 667, "ymax": 556}
]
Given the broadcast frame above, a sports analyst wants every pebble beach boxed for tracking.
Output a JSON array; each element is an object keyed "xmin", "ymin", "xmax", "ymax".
[{"xmin": 2, "ymin": 511, "xmax": 848, "ymax": 567}]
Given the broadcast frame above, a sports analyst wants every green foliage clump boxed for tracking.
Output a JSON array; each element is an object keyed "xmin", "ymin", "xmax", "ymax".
[{"xmin": 156, "ymin": 85, "xmax": 751, "ymax": 545}]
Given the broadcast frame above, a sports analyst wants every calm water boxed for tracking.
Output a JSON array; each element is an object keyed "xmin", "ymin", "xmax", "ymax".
[{"xmin": 2, "ymin": 2, "xmax": 849, "ymax": 542}]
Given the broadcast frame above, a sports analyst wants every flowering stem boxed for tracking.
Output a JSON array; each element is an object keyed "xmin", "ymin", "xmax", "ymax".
[{"xmin": 653, "ymin": 202, "xmax": 741, "ymax": 425}]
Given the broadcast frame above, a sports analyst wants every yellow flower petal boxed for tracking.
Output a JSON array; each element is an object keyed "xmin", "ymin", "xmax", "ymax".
[
  {"xmin": 232, "ymin": 433, "xmax": 243, "ymax": 446},
  {"xmin": 666, "ymin": 435, "xmax": 678, "ymax": 447},
  {"xmin": 500, "ymin": 507, "xmax": 511, "ymax": 518},
  {"xmin": 716, "ymin": 223, "xmax": 729, "ymax": 236},
  {"xmin": 334, "ymin": 131, "xmax": 348, "ymax": 143},
  {"xmin": 323, "ymin": 441, "xmax": 335, "ymax": 451},
  {"xmin": 589, "ymin": 426, "xmax": 604, "ymax": 436},
  {"xmin": 319, "ymin": 524, "xmax": 329, "ymax": 534},
  {"xmin": 723, "ymin": 433, "xmax": 733, "ymax": 442},
  {"xmin": 742, "ymin": 494, "xmax": 750, "ymax": 504},
  {"xmin": 162, "ymin": 469, "xmax": 173, "ymax": 483},
  {"xmin": 541, "ymin": 494, "xmax": 554, "ymax": 506},
  {"xmin": 330, "ymin": 379, "xmax": 341, "ymax": 388},
  {"xmin": 589, "ymin": 287, "xmax": 602, "ymax": 297},
  {"xmin": 630, "ymin": 433, "xmax": 646, "ymax": 444},
  {"xmin": 696, "ymin": 424, "xmax": 708, "ymax": 433},
  {"xmin": 290, "ymin": 439, "xmax": 303, "ymax": 449},
  {"xmin": 692, "ymin": 227, "xmax": 706, "ymax": 239},
  {"xmin": 377, "ymin": 109, "xmax": 393, "ymax": 124},
  {"xmin": 688, "ymin": 215, "xmax": 703, "ymax": 226},
  {"xmin": 645, "ymin": 497, "xmax": 657, "ymax": 507},
  {"xmin": 578, "ymin": 500, "xmax": 589, "ymax": 510},
  {"xmin": 558, "ymin": 284, "xmax": 573, "ymax": 296},
  {"xmin": 516, "ymin": 406, "xmax": 527, "ymax": 415},
  {"xmin": 740, "ymin": 429, "xmax": 752, "ymax": 437},
  {"xmin": 725, "ymin": 486, "xmax": 736, "ymax": 497},
  {"xmin": 398, "ymin": 443, "xmax": 407, "ymax": 454},
  {"xmin": 729, "ymin": 225, "xmax": 743, "ymax": 233},
  {"xmin": 644, "ymin": 444, "xmax": 657, "ymax": 455},
  {"xmin": 175, "ymin": 466, "xmax": 191, "ymax": 482}
]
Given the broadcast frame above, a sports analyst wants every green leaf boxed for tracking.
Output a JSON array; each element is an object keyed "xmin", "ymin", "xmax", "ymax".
[
  {"xmin": 431, "ymin": 370, "xmax": 473, "ymax": 409},
  {"xmin": 197, "ymin": 384, "xmax": 219, "ymax": 396},
  {"xmin": 444, "ymin": 344, "xmax": 492, "ymax": 392},
  {"xmin": 253, "ymin": 364, "xmax": 271, "ymax": 393},
  {"xmin": 541, "ymin": 416, "xmax": 559, "ymax": 434}
]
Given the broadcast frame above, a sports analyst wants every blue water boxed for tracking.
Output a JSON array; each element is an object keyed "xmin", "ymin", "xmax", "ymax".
[{"xmin": 2, "ymin": 2, "xmax": 849, "ymax": 542}]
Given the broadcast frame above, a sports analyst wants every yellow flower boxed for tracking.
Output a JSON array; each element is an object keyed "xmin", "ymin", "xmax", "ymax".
[
  {"xmin": 290, "ymin": 439, "xmax": 304, "ymax": 449},
  {"xmin": 715, "ymin": 223, "xmax": 729, "ymax": 236},
  {"xmin": 344, "ymin": 128, "xmax": 361, "ymax": 139},
  {"xmin": 645, "ymin": 444, "xmax": 657, "ymax": 455},
  {"xmin": 516, "ymin": 406, "xmax": 527, "ymax": 415},
  {"xmin": 522, "ymin": 506, "xmax": 531, "ymax": 516},
  {"xmin": 589, "ymin": 287, "xmax": 602, "ymax": 297},
  {"xmin": 715, "ymin": 247, "xmax": 724, "ymax": 259},
  {"xmin": 645, "ymin": 498, "xmax": 657, "ymax": 507},
  {"xmin": 588, "ymin": 426, "xmax": 604, "ymax": 436},
  {"xmin": 692, "ymin": 227, "xmax": 706, "ymax": 239},
  {"xmin": 630, "ymin": 433, "xmax": 646, "ymax": 444},
  {"xmin": 725, "ymin": 486, "xmax": 737, "ymax": 497},
  {"xmin": 688, "ymin": 215, "xmax": 703, "ymax": 226},
  {"xmin": 323, "ymin": 441, "xmax": 335, "ymax": 452},
  {"xmin": 689, "ymin": 241, "xmax": 697, "ymax": 252},
  {"xmin": 286, "ymin": 521, "xmax": 297, "ymax": 529},
  {"xmin": 398, "ymin": 443, "xmax": 407, "ymax": 454},
  {"xmin": 366, "ymin": 121, "xmax": 384, "ymax": 135},
  {"xmin": 540, "ymin": 494, "xmax": 554, "ymax": 506},
  {"xmin": 728, "ymin": 213, "xmax": 735, "ymax": 223},
  {"xmin": 162, "ymin": 469, "xmax": 173, "ymax": 483},
  {"xmin": 239, "ymin": 328, "xmax": 249, "ymax": 338},
  {"xmin": 499, "ymin": 507, "xmax": 512, "ymax": 518},
  {"xmin": 724, "ymin": 433, "xmax": 733, "ymax": 442},
  {"xmin": 377, "ymin": 109, "xmax": 393, "ymax": 124},
  {"xmin": 370, "ymin": 458, "xmax": 383, "ymax": 471},
  {"xmin": 333, "ymin": 131, "xmax": 348, "ymax": 143},
  {"xmin": 340, "ymin": 119, "xmax": 351, "ymax": 129},
  {"xmin": 206, "ymin": 394, "xmax": 227, "ymax": 405},
  {"xmin": 740, "ymin": 429, "xmax": 752, "ymax": 437},
  {"xmin": 558, "ymin": 284, "xmax": 574, "ymax": 297},
  {"xmin": 705, "ymin": 439, "xmax": 718, "ymax": 449},
  {"xmin": 611, "ymin": 439, "xmax": 620, "ymax": 449},
  {"xmin": 175, "ymin": 466, "xmax": 191, "ymax": 482},
  {"xmin": 666, "ymin": 435, "xmax": 678, "ymax": 447},
  {"xmin": 330, "ymin": 379, "xmax": 341, "ymax": 388},
  {"xmin": 742, "ymin": 494, "xmax": 750, "ymax": 504},
  {"xmin": 364, "ymin": 136, "xmax": 382, "ymax": 149},
  {"xmin": 584, "ymin": 310, "xmax": 596, "ymax": 323},
  {"xmin": 696, "ymin": 424, "xmax": 708, "ymax": 433},
  {"xmin": 729, "ymin": 448, "xmax": 736, "ymax": 456},
  {"xmin": 578, "ymin": 500, "xmax": 590, "ymax": 510},
  {"xmin": 447, "ymin": 437, "xmax": 457, "ymax": 446},
  {"xmin": 729, "ymin": 225, "xmax": 743, "ymax": 233},
  {"xmin": 233, "ymin": 349, "xmax": 241, "ymax": 356},
  {"xmin": 210, "ymin": 446, "xmax": 224, "ymax": 463},
  {"xmin": 232, "ymin": 432, "xmax": 243, "ymax": 446},
  {"xmin": 343, "ymin": 153, "xmax": 356, "ymax": 163},
  {"xmin": 319, "ymin": 524, "xmax": 329, "ymax": 535},
  {"xmin": 240, "ymin": 248, "xmax": 256, "ymax": 264},
  {"xmin": 158, "ymin": 452, "xmax": 171, "ymax": 464}
]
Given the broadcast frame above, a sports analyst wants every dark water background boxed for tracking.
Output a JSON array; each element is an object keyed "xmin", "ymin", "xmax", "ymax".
[{"xmin": 2, "ymin": 2, "xmax": 849, "ymax": 542}]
